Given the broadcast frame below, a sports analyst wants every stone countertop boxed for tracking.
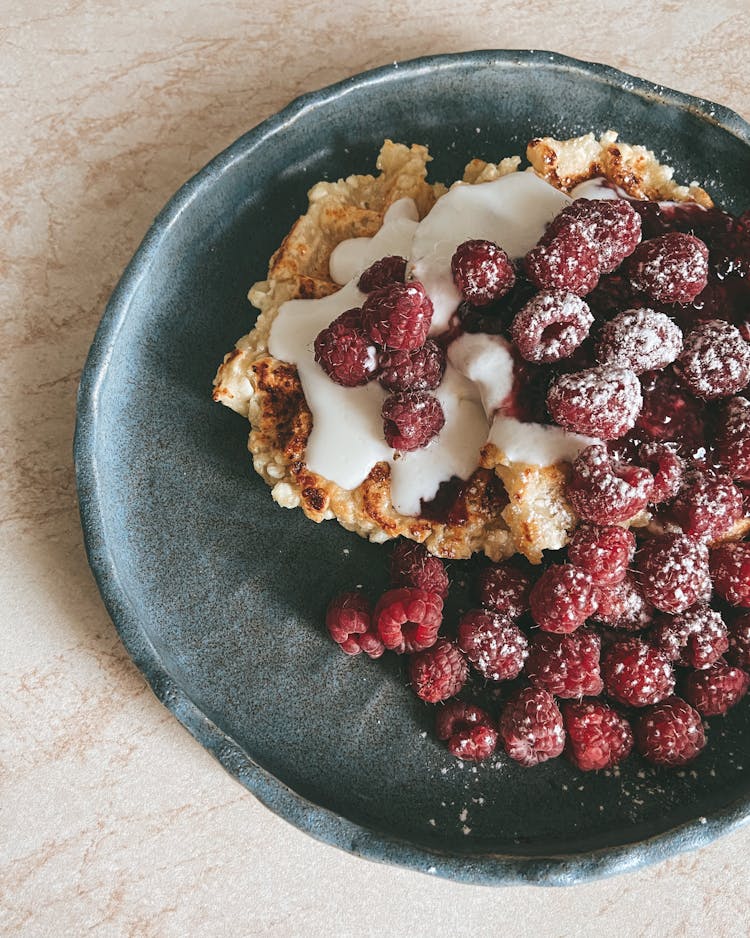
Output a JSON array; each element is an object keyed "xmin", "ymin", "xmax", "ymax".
[{"xmin": 3, "ymin": 2, "xmax": 750, "ymax": 935}]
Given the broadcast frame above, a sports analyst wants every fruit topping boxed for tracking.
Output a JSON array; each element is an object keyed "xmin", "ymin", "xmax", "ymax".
[
  {"xmin": 602, "ymin": 638, "xmax": 675, "ymax": 707},
  {"xmin": 547, "ymin": 366, "xmax": 642, "ymax": 440},
  {"xmin": 382, "ymin": 391, "xmax": 445, "ymax": 451},
  {"xmin": 361, "ymin": 281, "xmax": 434, "ymax": 350},
  {"xmin": 357, "ymin": 255, "xmax": 407, "ymax": 293},
  {"xmin": 510, "ymin": 290, "xmax": 593, "ymax": 363},
  {"xmin": 525, "ymin": 629, "xmax": 603, "ymax": 698},
  {"xmin": 529, "ymin": 563, "xmax": 598, "ymax": 633},
  {"xmin": 409, "ymin": 638, "xmax": 468, "ymax": 703},
  {"xmin": 499, "ymin": 687, "xmax": 565, "ymax": 767},
  {"xmin": 596, "ymin": 308, "xmax": 683, "ymax": 374},
  {"xmin": 567, "ymin": 444, "xmax": 654, "ymax": 524},
  {"xmin": 562, "ymin": 699, "xmax": 634, "ymax": 771},
  {"xmin": 634, "ymin": 696, "xmax": 706, "ymax": 766},
  {"xmin": 436, "ymin": 701, "xmax": 498, "ymax": 761},
  {"xmin": 451, "ymin": 239, "xmax": 516, "ymax": 306},
  {"xmin": 627, "ymin": 232, "xmax": 709, "ymax": 304},
  {"xmin": 373, "ymin": 587, "xmax": 443, "ymax": 654},
  {"xmin": 314, "ymin": 315, "xmax": 377, "ymax": 387},
  {"xmin": 378, "ymin": 339, "xmax": 446, "ymax": 392},
  {"xmin": 675, "ymin": 320, "xmax": 750, "ymax": 399}
]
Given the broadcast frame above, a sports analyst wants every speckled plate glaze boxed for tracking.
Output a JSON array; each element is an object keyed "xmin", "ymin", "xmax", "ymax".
[{"xmin": 75, "ymin": 50, "xmax": 750, "ymax": 885}]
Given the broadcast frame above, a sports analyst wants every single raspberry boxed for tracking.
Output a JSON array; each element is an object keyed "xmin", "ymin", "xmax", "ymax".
[
  {"xmin": 710, "ymin": 541, "xmax": 750, "ymax": 607},
  {"xmin": 627, "ymin": 232, "xmax": 709, "ymax": 304},
  {"xmin": 361, "ymin": 281, "xmax": 434, "ymax": 350},
  {"xmin": 524, "ymin": 629, "xmax": 603, "ymax": 698},
  {"xmin": 357, "ymin": 255, "xmax": 406, "ymax": 293},
  {"xmin": 562, "ymin": 699, "xmax": 634, "ymax": 771},
  {"xmin": 435, "ymin": 701, "xmax": 498, "ymax": 761},
  {"xmin": 596, "ymin": 308, "xmax": 683, "ymax": 374},
  {"xmin": 636, "ymin": 370, "xmax": 707, "ymax": 451},
  {"xmin": 550, "ymin": 198, "xmax": 642, "ymax": 273},
  {"xmin": 409, "ymin": 638, "xmax": 468, "ymax": 703},
  {"xmin": 715, "ymin": 397, "xmax": 750, "ymax": 479},
  {"xmin": 592, "ymin": 576, "xmax": 654, "ymax": 632},
  {"xmin": 638, "ymin": 442, "xmax": 684, "ymax": 504},
  {"xmin": 635, "ymin": 533, "xmax": 711, "ymax": 614},
  {"xmin": 477, "ymin": 562, "xmax": 532, "ymax": 620},
  {"xmin": 457, "ymin": 610, "xmax": 528, "ymax": 681},
  {"xmin": 510, "ymin": 290, "xmax": 593, "ymax": 363},
  {"xmin": 529, "ymin": 564, "xmax": 598, "ymax": 633},
  {"xmin": 602, "ymin": 639, "xmax": 675, "ymax": 707},
  {"xmin": 378, "ymin": 339, "xmax": 445, "ymax": 392},
  {"xmin": 635, "ymin": 696, "xmax": 706, "ymax": 766},
  {"xmin": 525, "ymin": 224, "xmax": 601, "ymax": 296},
  {"xmin": 675, "ymin": 320, "xmax": 750, "ymax": 399},
  {"xmin": 373, "ymin": 587, "xmax": 443, "ymax": 654},
  {"xmin": 727, "ymin": 613, "xmax": 750, "ymax": 668},
  {"xmin": 568, "ymin": 523, "xmax": 635, "ymax": 586},
  {"xmin": 567, "ymin": 444, "xmax": 654, "ymax": 524},
  {"xmin": 314, "ymin": 317, "xmax": 377, "ymax": 387},
  {"xmin": 390, "ymin": 540, "xmax": 449, "ymax": 598},
  {"xmin": 650, "ymin": 605, "xmax": 729, "ymax": 669},
  {"xmin": 325, "ymin": 591, "xmax": 384, "ymax": 658},
  {"xmin": 451, "ymin": 239, "xmax": 516, "ymax": 306},
  {"xmin": 547, "ymin": 366, "xmax": 642, "ymax": 440},
  {"xmin": 681, "ymin": 660, "xmax": 749, "ymax": 716},
  {"xmin": 382, "ymin": 391, "xmax": 445, "ymax": 451},
  {"xmin": 499, "ymin": 687, "xmax": 565, "ymax": 767},
  {"xmin": 671, "ymin": 471, "xmax": 744, "ymax": 541}
]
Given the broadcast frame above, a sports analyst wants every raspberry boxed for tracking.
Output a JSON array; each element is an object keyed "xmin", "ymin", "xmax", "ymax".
[
  {"xmin": 552, "ymin": 198, "xmax": 642, "ymax": 273},
  {"xmin": 635, "ymin": 533, "xmax": 711, "ymax": 614},
  {"xmin": 457, "ymin": 610, "xmax": 528, "ymax": 681},
  {"xmin": 592, "ymin": 576, "xmax": 654, "ymax": 632},
  {"xmin": 314, "ymin": 317, "xmax": 377, "ymax": 387},
  {"xmin": 567, "ymin": 444, "xmax": 654, "ymax": 525},
  {"xmin": 361, "ymin": 281, "xmax": 434, "ymax": 350},
  {"xmin": 567, "ymin": 523, "xmax": 635, "ymax": 586},
  {"xmin": 727, "ymin": 613, "xmax": 750, "ymax": 668},
  {"xmin": 390, "ymin": 540, "xmax": 449, "ymax": 598},
  {"xmin": 435, "ymin": 701, "xmax": 498, "ymax": 762},
  {"xmin": 671, "ymin": 472, "xmax": 743, "ymax": 541},
  {"xmin": 529, "ymin": 564, "xmax": 597, "ymax": 633},
  {"xmin": 409, "ymin": 638, "xmax": 468, "ymax": 703},
  {"xmin": 477, "ymin": 562, "xmax": 532, "ymax": 620},
  {"xmin": 510, "ymin": 290, "xmax": 593, "ymax": 363},
  {"xmin": 451, "ymin": 239, "xmax": 516, "ymax": 306},
  {"xmin": 547, "ymin": 366, "xmax": 642, "ymax": 440},
  {"xmin": 710, "ymin": 541, "xmax": 750, "ymax": 607},
  {"xmin": 650, "ymin": 605, "xmax": 729, "ymax": 669},
  {"xmin": 675, "ymin": 320, "xmax": 750, "ymax": 399},
  {"xmin": 524, "ymin": 629, "xmax": 603, "ymax": 698},
  {"xmin": 382, "ymin": 391, "xmax": 445, "ymax": 451},
  {"xmin": 636, "ymin": 370, "xmax": 707, "ymax": 451},
  {"xmin": 715, "ymin": 397, "xmax": 750, "ymax": 479},
  {"xmin": 634, "ymin": 696, "xmax": 706, "ymax": 766},
  {"xmin": 357, "ymin": 255, "xmax": 406, "ymax": 293},
  {"xmin": 525, "ymin": 225, "xmax": 601, "ymax": 296},
  {"xmin": 378, "ymin": 339, "xmax": 445, "ymax": 392},
  {"xmin": 325, "ymin": 591, "xmax": 384, "ymax": 658},
  {"xmin": 373, "ymin": 587, "xmax": 443, "ymax": 654},
  {"xmin": 596, "ymin": 308, "xmax": 683, "ymax": 374},
  {"xmin": 681, "ymin": 661, "xmax": 749, "ymax": 716},
  {"xmin": 601, "ymin": 639, "xmax": 675, "ymax": 707},
  {"xmin": 627, "ymin": 233, "xmax": 709, "ymax": 304},
  {"xmin": 562, "ymin": 699, "xmax": 634, "ymax": 771},
  {"xmin": 499, "ymin": 687, "xmax": 565, "ymax": 767},
  {"xmin": 638, "ymin": 442, "xmax": 684, "ymax": 504}
]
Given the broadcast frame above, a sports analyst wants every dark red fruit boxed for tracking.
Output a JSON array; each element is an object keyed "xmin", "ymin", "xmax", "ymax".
[
  {"xmin": 636, "ymin": 370, "xmax": 706, "ymax": 452},
  {"xmin": 457, "ymin": 610, "xmax": 528, "ymax": 681},
  {"xmin": 499, "ymin": 687, "xmax": 565, "ymax": 767},
  {"xmin": 451, "ymin": 239, "xmax": 516, "ymax": 306},
  {"xmin": 357, "ymin": 255, "xmax": 406, "ymax": 293},
  {"xmin": 477, "ymin": 562, "xmax": 532, "ymax": 620},
  {"xmin": 390, "ymin": 540, "xmax": 449, "ymax": 598},
  {"xmin": 675, "ymin": 320, "xmax": 750, "ymax": 399},
  {"xmin": 373, "ymin": 587, "xmax": 443, "ymax": 654},
  {"xmin": 529, "ymin": 564, "xmax": 598, "ymax": 633},
  {"xmin": 547, "ymin": 366, "xmax": 642, "ymax": 440},
  {"xmin": 524, "ymin": 629, "xmax": 603, "ymax": 698},
  {"xmin": 682, "ymin": 660, "xmax": 749, "ymax": 716},
  {"xmin": 326, "ymin": 591, "xmax": 384, "ymax": 658},
  {"xmin": 727, "ymin": 613, "xmax": 750, "ymax": 668},
  {"xmin": 635, "ymin": 696, "xmax": 706, "ymax": 766},
  {"xmin": 568, "ymin": 523, "xmax": 635, "ymax": 586},
  {"xmin": 314, "ymin": 317, "xmax": 377, "ymax": 387},
  {"xmin": 627, "ymin": 232, "xmax": 709, "ymax": 304},
  {"xmin": 382, "ymin": 391, "xmax": 445, "ymax": 451},
  {"xmin": 378, "ymin": 339, "xmax": 445, "ymax": 392},
  {"xmin": 592, "ymin": 576, "xmax": 654, "ymax": 632},
  {"xmin": 525, "ymin": 225, "xmax": 601, "ymax": 296},
  {"xmin": 436, "ymin": 701, "xmax": 498, "ymax": 761},
  {"xmin": 635, "ymin": 533, "xmax": 711, "ymax": 614},
  {"xmin": 361, "ymin": 281, "xmax": 434, "ymax": 350},
  {"xmin": 596, "ymin": 308, "xmax": 683, "ymax": 374},
  {"xmin": 715, "ymin": 397, "xmax": 750, "ymax": 480},
  {"xmin": 553, "ymin": 198, "xmax": 642, "ymax": 273},
  {"xmin": 650, "ymin": 604, "xmax": 729, "ymax": 669},
  {"xmin": 638, "ymin": 442, "xmax": 684, "ymax": 504},
  {"xmin": 409, "ymin": 638, "xmax": 468, "ymax": 703},
  {"xmin": 710, "ymin": 542, "xmax": 750, "ymax": 606},
  {"xmin": 562, "ymin": 699, "xmax": 634, "ymax": 771},
  {"xmin": 671, "ymin": 472, "xmax": 744, "ymax": 541},
  {"xmin": 510, "ymin": 290, "xmax": 593, "ymax": 363},
  {"xmin": 567, "ymin": 444, "xmax": 654, "ymax": 524},
  {"xmin": 602, "ymin": 638, "xmax": 675, "ymax": 707}
]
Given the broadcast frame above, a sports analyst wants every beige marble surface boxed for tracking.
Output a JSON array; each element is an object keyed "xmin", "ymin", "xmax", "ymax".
[{"xmin": 3, "ymin": 1, "xmax": 750, "ymax": 934}]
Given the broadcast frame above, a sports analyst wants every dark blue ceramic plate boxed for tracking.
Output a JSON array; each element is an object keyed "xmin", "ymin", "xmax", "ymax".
[{"xmin": 75, "ymin": 50, "xmax": 750, "ymax": 885}]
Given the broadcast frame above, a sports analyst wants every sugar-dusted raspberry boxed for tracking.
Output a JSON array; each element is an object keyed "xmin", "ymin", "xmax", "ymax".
[
  {"xmin": 675, "ymin": 320, "xmax": 750, "ymax": 400},
  {"xmin": 378, "ymin": 339, "xmax": 445, "ymax": 392},
  {"xmin": 562, "ymin": 699, "xmax": 634, "ymax": 771},
  {"xmin": 390, "ymin": 540, "xmax": 449, "ymax": 598},
  {"xmin": 314, "ymin": 316, "xmax": 377, "ymax": 387},
  {"xmin": 567, "ymin": 444, "xmax": 654, "ymax": 525},
  {"xmin": 357, "ymin": 255, "xmax": 406, "ymax": 293},
  {"xmin": 326, "ymin": 590, "xmax": 384, "ymax": 658},
  {"xmin": 525, "ymin": 225, "xmax": 601, "ymax": 296},
  {"xmin": 596, "ymin": 308, "xmax": 683, "ymax": 374},
  {"xmin": 457, "ymin": 610, "xmax": 528, "ymax": 681},
  {"xmin": 524, "ymin": 629, "xmax": 603, "ymax": 698},
  {"xmin": 650, "ymin": 604, "xmax": 729, "ymax": 670},
  {"xmin": 510, "ymin": 290, "xmax": 593, "ymax": 363},
  {"xmin": 710, "ymin": 541, "xmax": 750, "ymax": 607},
  {"xmin": 682, "ymin": 660, "xmax": 749, "ymax": 716},
  {"xmin": 672, "ymin": 471, "xmax": 744, "ymax": 541},
  {"xmin": 547, "ymin": 366, "xmax": 642, "ymax": 440},
  {"xmin": 635, "ymin": 696, "xmax": 706, "ymax": 766},
  {"xmin": 499, "ymin": 687, "xmax": 565, "ymax": 767},
  {"xmin": 636, "ymin": 370, "xmax": 707, "ymax": 451},
  {"xmin": 529, "ymin": 564, "xmax": 598, "ymax": 633},
  {"xmin": 361, "ymin": 281, "xmax": 434, "ymax": 350},
  {"xmin": 592, "ymin": 575, "xmax": 654, "ymax": 632},
  {"xmin": 409, "ymin": 638, "xmax": 468, "ymax": 703},
  {"xmin": 627, "ymin": 232, "xmax": 709, "ymax": 304},
  {"xmin": 435, "ymin": 701, "xmax": 498, "ymax": 761},
  {"xmin": 568, "ymin": 523, "xmax": 635, "ymax": 586},
  {"xmin": 554, "ymin": 198, "xmax": 642, "ymax": 274},
  {"xmin": 602, "ymin": 639, "xmax": 675, "ymax": 707},
  {"xmin": 727, "ymin": 613, "xmax": 750, "ymax": 668},
  {"xmin": 451, "ymin": 239, "xmax": 516, "ymax": 306},
  {"xmin": 635, "ymin": 533, "xmax": 711, "ymax": 614},
  {"xmin": 477, "ymin": 562, "xmax": 532, "ymax": 620},
  {"xmin": 382, "ymin": 391, "xmax": 445, "ymax": 451},
  {"xmin": 638, "ymin": 442, "xmax": 684, "ymax": 504},
  {"xmin": 373, "ymin": 587, "xmax": 443, "ymax": 654},
  {"xmin": 715, "ymin": 396, "xmax": 750, "ymax": 480}
]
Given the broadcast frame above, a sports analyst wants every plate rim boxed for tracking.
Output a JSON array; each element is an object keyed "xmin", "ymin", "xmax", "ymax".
[{"xmin": 74, "ymin": 48, "xmax": 750, "ymax": 886}]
